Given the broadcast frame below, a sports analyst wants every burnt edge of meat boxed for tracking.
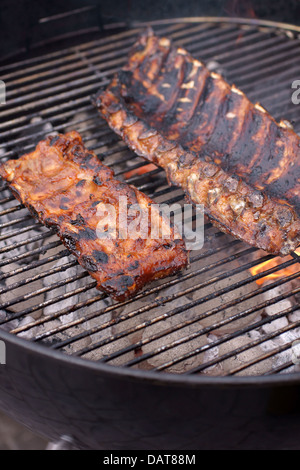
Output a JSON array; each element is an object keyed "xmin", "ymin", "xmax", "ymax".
[
  {"xmin": 70, "ymin": 213, "xmax": 85, "ymax": 226},
  {"xmin": 92, "ymin": 30, "xmax": 300, "ymax": 257}
]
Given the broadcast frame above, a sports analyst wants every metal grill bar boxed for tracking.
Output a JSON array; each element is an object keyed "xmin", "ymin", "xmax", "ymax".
[
  {"xmin": 0, "ymin": 239, "xmax": 62, "ymax": 267},
  {"xmin": 0, "ymin": 223, "xmax": 40, "ymax": 243},
  {"xmin": 0, "ymin": 258, "xmax": 79, "ymax": 296},
  {"xmin": 0, "ymin": 248, "xmax": 69, "ymax": 282},
  {"xmin": 227, "ymin": 42, "xmax": 300, "ymax": 78},
  {"xmin": 0, "ymin": 195, "xmax": 15, "ymax": 204},
  {"xmin": 265, "ymin": 359, "xmax": 295, "ymax": 375},
  {"xmin": 0, "ymin": 271, "xmax": 89, "ymax": 311},
  {"xmin": 187, "ymin": 302, "xmax": 300, "ymax": 375},
  {"xmin": 3, "ymin": 24, "xmax": 205, "ymax": 103},
  {"xmin": 0, "ymin": 204, "xmax": 23, "ymax": 217},
  {"xmin": 3, "ymin": 47, "xmax": 296, "ymax": 171},
  {"xmin": 0, "ymin": 111, "xmax": 99, "ymax": 151},
  {"xmin": 0, "ymin": 214, "xmax": 33, "ymax": 230},
  {"xmin": 77, "ymin": 260, "xmax": 299, "ymax": 363},
  {"xmin": 0, "ymin": 103, "xmax": 95, "ymax": 138},
  {"xmin": 188, "ymin": 305, "xmax": 300, "ymax": 375},
  {"xmin": 1, "ymin": 18, "xmax": 300, "ymax": 378},
  {"xmin": 0, "ymin": 25, "xmax": 292, "ymax": 122},
  {"xmin": 1, "ymin": 57, "xmax": 298, "ymax": 163},
  {"xmin": 221, "ymin": 35, "xmax": 300, "ymax": 68},
  {"xmin": 0, "ymin": 23, "xmax": 190, "ymax": 77},
  {"xmin": 48, "ymin": 251, "xmax": 292, "ymax": 352},
  {"xmin": 226, "ymin": 319, "xmax": 300, "ymax": 376},
  {"xmin": 131, "ymin": 280, "xmax": 300, "ymax": 373},
  {"xmin": 9, "ymin": 233, "xmax": 236, "ymax": 335},
  {"xmin": 0, "ymin": 279, "xmax": 98, "ymax": 326},
  {"xmin": 0, "ymin": 230, "xmax": 51, "ymax": 256}
]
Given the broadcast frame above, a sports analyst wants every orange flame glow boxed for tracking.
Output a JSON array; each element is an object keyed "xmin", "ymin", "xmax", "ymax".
[
  {"xmin": 250, "ymin": 249, "xmax": 300, "ymax": 286},
  {"xmin": 225, "ymin": 0, "xmax": 257, "ymax": 19},
  {"xmin": 124, "ymin": 163, "xmax": 157, "ymax": 179}
]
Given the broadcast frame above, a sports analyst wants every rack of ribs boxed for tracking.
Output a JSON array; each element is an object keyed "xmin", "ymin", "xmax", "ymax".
[
  {"xmin": 93, "ymin": 27, "xmax": 300, "ymax": 256},
  {"xmin": 0, "ymin": 131, "xmax": 188, "ymax": 301}
]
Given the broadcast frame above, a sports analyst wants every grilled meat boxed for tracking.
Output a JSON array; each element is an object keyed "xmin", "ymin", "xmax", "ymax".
[
  {"xmin": 93, "ymin": 28, "xmax": 300, "ymax": 256},
  {"xmin": 0, "ymin": 131, "xmax": 188, "ymax": 301}
]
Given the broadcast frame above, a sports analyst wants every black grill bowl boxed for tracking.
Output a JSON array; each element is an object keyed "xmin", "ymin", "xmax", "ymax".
[{"xmin": 2, "ymin": 329, "xmax": 300, "ymax": 450}]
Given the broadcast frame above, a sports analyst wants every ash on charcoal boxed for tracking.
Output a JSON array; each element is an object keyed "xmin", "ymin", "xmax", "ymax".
[
  {"xmin": 0, "ymin": 308, "xmax": 18, "ymax": 333},
  {"xmin": 206, "ymin": 60, "xmax": 227, "ymax": 78},
  {"xmin": 257, "ymin": 276, "xmax": 300, "ymax": 373},
  {"xmin": 17, "ymin": 315, "xmax": 92, "ymax": 353},
  {"xmin": 203, "ymin": 332, "xmax": 275, "ymax": 376},
  {"xmin": 140, "ymin": 313, "xmax": 207, "ymax": 373},
  {"xmin": 29, "ymin": 117, "xmax": 57, "ymax": 138},
  {"xmin": 92, "ymin": 281, "xmax": 208, "ymax": 371},
  {"xmin": 263, "ymin": 282, "xmax": 293, "ymax": 317},
  {"xmin": 0, "ymin": 193, "xmax": 49, "ymax": 321},
  {"xmin": 0, "ymin": 262, "xmax": 44, "ymax": 319},
  {"xmin": 67, "ymin": 111, "xmax": 98, "ymax": 149},
  {"xmin": 261, "ymin": 317, "xmax": 289, "ymax": 334},
  {"xmin": 289, "ymin": 310, "xmax": 300, "ymax": 322},
  {"xmin": 171, "ymin": 243, "xmax": 264, "ymax": 336},
  {"xmin": 0, "ymin": 196, "xmax": 45, "ymax": 262},
  {"xmin": 41, "ymin": 244, "xmax": 85, "ymax": 321},
  {"xmin": 38, "ymin": 236, "xmax": 114, "ymax": 355}
]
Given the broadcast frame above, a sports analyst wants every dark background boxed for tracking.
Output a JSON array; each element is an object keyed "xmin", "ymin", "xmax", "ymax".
[{"xmin": 1, "ymin": 0, "xmax": 300, "ymax": 63}]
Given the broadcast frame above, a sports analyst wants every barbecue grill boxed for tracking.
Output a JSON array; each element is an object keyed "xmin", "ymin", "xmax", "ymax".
[{"xmin": 1, "ymin": 15, "xmax": 300, "ymax": 450}]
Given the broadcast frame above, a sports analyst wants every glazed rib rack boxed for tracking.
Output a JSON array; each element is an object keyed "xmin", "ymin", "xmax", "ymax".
[{"xmin": 0, "ymin": 18, "xmax": 300, "ymax": 376}]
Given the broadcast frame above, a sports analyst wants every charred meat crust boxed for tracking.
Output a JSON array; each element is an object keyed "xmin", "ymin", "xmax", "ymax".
[
  {"xmin": 93, "ymin": 28, "xmax": 300, "ymax": 256},
  {"xmin": 0, "ymin": 131, "xmax": 188, "ymax": 301}
]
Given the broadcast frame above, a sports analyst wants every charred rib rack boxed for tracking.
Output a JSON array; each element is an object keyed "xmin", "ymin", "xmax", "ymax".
[
  {"xmin": 94, "ymin": 28, "xmax": 300, "ymax": 256},
  {"xmin": 0, "ymin": 131, "xmax": 188, "ymax": 301}
]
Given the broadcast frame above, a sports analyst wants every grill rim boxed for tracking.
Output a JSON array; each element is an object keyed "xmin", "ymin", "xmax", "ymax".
[
  {"xmin": 1, "ymin": 15, "xmax": 300, "ymax": 386},
  {"xmin": 2, "ymin": 326, "xmax": 300, "ymax": 388},
  {"xmin": 131, "ymin": 15, "xmax": 300, "ymax": 34}
]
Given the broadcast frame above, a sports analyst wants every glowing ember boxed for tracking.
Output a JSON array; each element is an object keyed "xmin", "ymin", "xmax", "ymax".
[
  {"xmin": 250, "ymin": 249, "xmax": 300, "ymax": 285},
  {"xmin": 125, "ymin": 163, "xmax": 157, "ymax": 179}
]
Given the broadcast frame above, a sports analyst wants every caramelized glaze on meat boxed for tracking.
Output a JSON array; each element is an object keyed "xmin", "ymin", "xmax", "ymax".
[
  {"xmin": 93, "ymin": 28, "xmax": 300, "ymax": 256},
  {"xmin": 0, "ymin": 131, "xmax": 188, "ymax": 301}
]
